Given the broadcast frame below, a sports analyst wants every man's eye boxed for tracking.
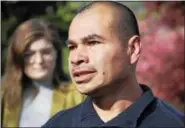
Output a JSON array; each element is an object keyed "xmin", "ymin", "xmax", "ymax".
[
  {"xmin": 67, "ymin": 45, "xmax": 76, "ymax": 51},
  {"xmin": 87, "ymin": 41, "xmax": 100, "ymax": 45}
]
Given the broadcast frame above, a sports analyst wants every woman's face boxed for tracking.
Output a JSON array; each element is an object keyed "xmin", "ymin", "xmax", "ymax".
[{"xmin": 23, "ymin": 38, "xmax": 57, "ymax": 81}]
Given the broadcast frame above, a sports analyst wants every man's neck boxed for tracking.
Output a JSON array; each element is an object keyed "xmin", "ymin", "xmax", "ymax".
[{"xmin": 92, "ymin": 77, "xmax": 143, "ymax": 122}]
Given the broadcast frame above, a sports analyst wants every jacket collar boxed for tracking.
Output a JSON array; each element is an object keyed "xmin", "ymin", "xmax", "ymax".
[{"xmin": 80, "ymin": 84, "xmax": 155, "ymax": 127}]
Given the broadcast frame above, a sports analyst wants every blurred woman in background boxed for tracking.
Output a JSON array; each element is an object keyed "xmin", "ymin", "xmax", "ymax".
[{"xmin": 1, "ymin": 18, "xmax": 85, "ymax": 127}]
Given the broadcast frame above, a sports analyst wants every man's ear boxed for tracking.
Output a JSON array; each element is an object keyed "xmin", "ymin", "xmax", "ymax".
[{"xmin": 127, "ymin": 35, "xmax": 141, "ymax": 64}]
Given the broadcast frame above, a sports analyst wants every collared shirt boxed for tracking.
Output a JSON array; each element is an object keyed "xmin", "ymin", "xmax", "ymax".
[{"xmin": 43, "ymin": 85, "xmax": 184, "ymax": 127}]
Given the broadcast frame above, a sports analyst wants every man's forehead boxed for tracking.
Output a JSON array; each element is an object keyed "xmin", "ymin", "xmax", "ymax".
[
  {"xmin": 68, "ymin": 4, "xmax": 120, "ymax": 42},
  {"xmin": 68, "ymin": 21, "xmax": 110, "ymax": 44},
  {"xmin": 69, "ymin": 9, "xmax": 114, "ymax": 33}
]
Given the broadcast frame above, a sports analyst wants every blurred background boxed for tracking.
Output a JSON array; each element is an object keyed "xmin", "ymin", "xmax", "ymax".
[{"xmin": 1, "ymin": 1, "xmax": 184, "ymax": 112}]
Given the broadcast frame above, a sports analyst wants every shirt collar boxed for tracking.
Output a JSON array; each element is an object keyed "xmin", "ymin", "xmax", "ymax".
[{"xmin": 80, "ymin": 84, "xmax": 155, "ymax": 127}]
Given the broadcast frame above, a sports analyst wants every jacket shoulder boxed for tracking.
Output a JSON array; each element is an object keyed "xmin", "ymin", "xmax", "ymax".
[
  {"xmin": 50, "ymin": 82, "xmax": 86, "ymax": 116},
  {"xmin": 158, "ymin": 100, "xmax": 184, "ymax": 121},
  {"xmin": 140, "ymin": 99, "xmax": 184, "ymax": 127},
  {"xmin": 55, "ymin": 82, "xmax": 86, "ymax": 106},
  {"xmin": 43, "ymin": 103, "xmax": 82, "ymax": 127}
]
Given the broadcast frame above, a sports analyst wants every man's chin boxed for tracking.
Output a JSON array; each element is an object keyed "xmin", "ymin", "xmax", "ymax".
[
  {"xmin": 74, "ymin": 81, "xmax": 102, "ymax": 95},
  {"xmin": 75, "ymin": 85, "xmax": 93, "ymax": 95},
  {"xmin": 77, "ymin": 86, "xmax": 99, "ymax": 97}
]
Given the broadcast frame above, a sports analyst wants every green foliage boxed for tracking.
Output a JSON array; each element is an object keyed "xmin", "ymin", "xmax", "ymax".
[
  {"xmin": 62, "ymin": 47, "xmax": 69, "ymax": 75},
  {"xmin": 1, "ymin": 16, "xmax": 17, "ymax": 45}
]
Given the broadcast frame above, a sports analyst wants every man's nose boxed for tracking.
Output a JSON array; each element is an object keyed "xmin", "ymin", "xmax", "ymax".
[{"xmin": 70, "ymin": 47, "xmax": 89, "ymax": 65}]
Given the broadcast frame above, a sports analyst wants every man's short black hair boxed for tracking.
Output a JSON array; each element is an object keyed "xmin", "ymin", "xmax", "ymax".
[{"xmin": 77, "ymin": 1, "xmax": 140, "ymax": 42}]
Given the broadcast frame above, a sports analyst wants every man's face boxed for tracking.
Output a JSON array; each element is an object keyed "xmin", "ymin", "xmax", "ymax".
[
  {"xmin": 67, "ymin": 11, "xmax": 131, "ymax": 96},
  {"xmin": 24, "ymin": 38, "xmax": 57, "ymax": 81}
]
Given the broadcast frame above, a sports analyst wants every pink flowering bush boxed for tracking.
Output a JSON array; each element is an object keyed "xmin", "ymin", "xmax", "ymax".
[{"xmin": 136, "ymin": 2, "xmax": 184, "ymax": 111}]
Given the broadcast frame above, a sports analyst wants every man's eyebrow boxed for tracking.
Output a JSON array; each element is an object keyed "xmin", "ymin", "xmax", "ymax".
[
  {"xmin": 83, "ymin": 34, "xmax": 105, "ymax": 42},
  {"xmin": 66, "ymin": 34, "xmax": 105, "ymax": 45},
  {"xmin": 65, "ymin": 39, "xmax": 76, "ymax": 46}
]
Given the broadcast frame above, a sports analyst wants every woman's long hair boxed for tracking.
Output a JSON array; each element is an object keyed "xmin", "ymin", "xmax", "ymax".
[{"xmin": 2, "ymin": 18, "xmax": 69, "ymax": 108}]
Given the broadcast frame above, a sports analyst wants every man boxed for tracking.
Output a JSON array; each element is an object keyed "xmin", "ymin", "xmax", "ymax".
[{"xmin": 43, "ymin": 1, "xmax": 184, "ymax": 127}]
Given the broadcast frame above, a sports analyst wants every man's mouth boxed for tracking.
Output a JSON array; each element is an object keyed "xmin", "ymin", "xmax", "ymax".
[
  {"xmin": 72, "ymin": 69, "xmax": 96, "ymax": 83},
  {"xmin": 73, "ymin": 70, "xmax": 96, "ymax": 76}
]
